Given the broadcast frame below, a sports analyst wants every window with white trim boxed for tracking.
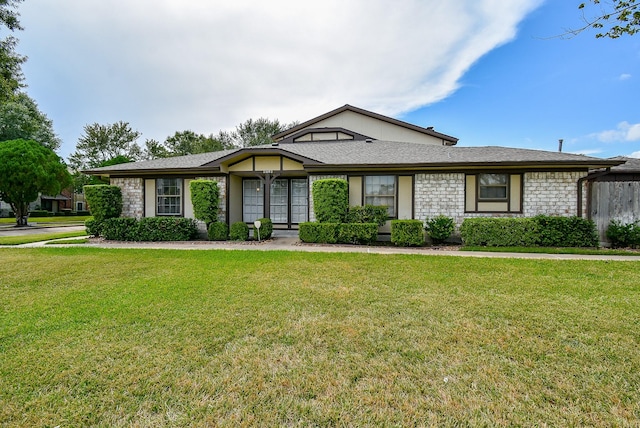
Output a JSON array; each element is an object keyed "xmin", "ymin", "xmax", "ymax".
[
  {"xmin": 156, "ymin": 178, "xmax": 182, "ymax": 215},
  {"xmin": 364, "ymin": 175, "xmax": 396, "ymax": 217}
]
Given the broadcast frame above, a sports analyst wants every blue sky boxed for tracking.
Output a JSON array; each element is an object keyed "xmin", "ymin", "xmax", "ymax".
[{"xmin": 14, "ymin": 1, "xmax": 640, "ymax": 160}]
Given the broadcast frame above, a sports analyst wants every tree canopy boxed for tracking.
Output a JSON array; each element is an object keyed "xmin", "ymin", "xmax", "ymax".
[
  {"xmin": 0, "ymin": 0, "xmax": 25, "ymax": 102},
  {"xmin": 0, "ymin": 139, "xmax": 71, "ymax": 225},
  {"xmin": 143, "ymin": 130, "xmax": 234, "ymax": 159},
  {"xmin": 575, "ymin": 0, "xmax": 639, "ymax": 38},
  {"xmin": 69, "ymin": 121, "xmax": 142, "ymax": 171},
  {"xmin": 231, "ymin": 118, "xmax": 297, "ymax": 147},
  {"xmin": 0, "ymin": 93, "xmax": 61, "ymax": 150}
]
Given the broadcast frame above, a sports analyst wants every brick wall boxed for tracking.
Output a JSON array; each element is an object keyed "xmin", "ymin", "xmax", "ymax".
[
  {"xmin": 522, "ymin": 171, "xmax": 587, "ymax": 217},
  {"xmin": 414, "ymin": 173, "xmax": 466, "ymax": 226},
  {"xmin": 308, "ymin": 174, "xmax": 347, "ymax": 222},
  {"xmin": 110, "ymin": 177, "xmax": 144, "ymax": 218},
  {"xmin": 195, "ymin": 176, "xmax": 227, "ymax": 222}
]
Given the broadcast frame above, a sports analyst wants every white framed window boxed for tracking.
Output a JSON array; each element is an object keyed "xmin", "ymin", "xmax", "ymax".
[
  {"xmin": 270, "ymin": 179, "xmax": 288, "ymax": 223},
  {"xmin": 156, "ymin": 178, "xmax": 182, "ymax": 215},
  {"xmin": 243, "ymin": 179, "xmax": 264, "ymax": 223},
  {"xmin": 364, "ymin": 175, "xmax": 396, "ymax": 217},
  {"xmin": 478, "ymin": 174, "xmax": 508, "ymax": 201}
]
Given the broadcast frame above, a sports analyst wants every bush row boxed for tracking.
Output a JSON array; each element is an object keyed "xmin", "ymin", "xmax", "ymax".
[
  {"xmin": 460, "ymin": 215, "xmax": 598, "ymax": 247},
  {"xmin": 299, "ymin": 222, "xmax": 378, "ymax": 244},
  {"xmin": 606, "ymin": 220, "xmax": 640, "ymax": 248},
  {"xmin": 86, "ymin": 217, "xmax": 198, "ymax": 241}
]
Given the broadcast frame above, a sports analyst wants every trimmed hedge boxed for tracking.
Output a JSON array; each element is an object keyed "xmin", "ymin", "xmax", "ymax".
[
  {"xmin": 337, "ymin": 223, "xmax": 378, "ymax": 244},
  {"xmin": 207, "ymin": 222, "xmax": 229, "ymax": 241},
  {"xmin": 254, "ymin": 218, "xmax": 273, "ymax": 240},
  {"xmin": 391, "ymin": 220, "xmax": 424, "ymax": 247},
  {"xmin": 346, "ymin": 205, "xmax": 388, "ymax": 227},
  {"xmin": 460, "ymin": 218, "xmax": 538, "ymax": 247},
  {"xmin": 84, "ymin": 185, "xmax": 122, "ymax": 221},
  {"xmin": 425, "ymin": 215, "xmax": 455, "ymax": 244},
  {"xmin": 84, "ymin": 218, "xmax": 104, "ymax": 237},
  {"xmin": 460, "ymin": 216, "xmax": 599, "ymax": 247},
  {"xmin": 29, "ymin": 210, "xmax": 52, "ymax": 217},
  {"xmin": 99, "ymin": 217, "xmax": 198, "ymax": 241},
  {"xmin": 312, "ymin": 179, "xmax": 348, "ymax": 223},
  {"xmin": 299, "ymin": 222, "xmax": 339, "ymax": 244},
  {"xmin": 229, "ymin": 222, "xmax": 249, "ymax": 241},
  {"xmin": 190, "ymin": 179, "xmax": 220, "ymax": 226},
  {"xmin": 607, "ymin": 220, "xmax": 640, "ymax": 248}
]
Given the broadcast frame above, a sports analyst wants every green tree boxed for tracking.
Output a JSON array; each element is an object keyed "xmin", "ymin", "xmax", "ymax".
[
  {"xmin": 143, "ymin": 131, "xmax": 234, "ymax": 159},
  {"xmin": 69, "ymin": 121, "xmax": 142, "ymax": 170},
  {"xmin": 0, "ymin": 0, "xmax": 25, "ymax": 102},
  {"xmin": 231, "ymin": 118, "xmax": 297, "ymax": 147},
  {"xmin": 575, "ymin": 0, "xmax": 639, "ymax": 38},
  {"xmin": 0, "ymin": 93, "xmax": 61, "ymax": 150},
  {"xmin": 0, "ymin": 139, "xmax": 71, "ymax": 226}
]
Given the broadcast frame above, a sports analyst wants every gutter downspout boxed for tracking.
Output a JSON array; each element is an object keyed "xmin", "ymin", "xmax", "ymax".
[{"xmin": 577, "ymin": 168, "xmax": 610, "ymax": 218}]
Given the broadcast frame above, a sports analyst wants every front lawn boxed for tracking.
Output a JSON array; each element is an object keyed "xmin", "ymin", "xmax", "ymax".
[
  {"xmin": 0, "ymin": 230, "xmax": 88, "ymax": 245},
  {"xmin": 0, "ymin": 215, "xmax": 91, "ymax": 224},
  {"xmin": 1, "ymin": 248, "xmax": 638, "ymax": 426}
]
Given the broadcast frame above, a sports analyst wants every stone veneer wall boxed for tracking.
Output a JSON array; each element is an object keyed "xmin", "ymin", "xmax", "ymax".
[
  {"xmin": 414, "ymin": 171, "xmax": 588, "ymax": 229},
  {"xmin": 110, "ymin": 177, "xmax": 144, "ymax": 218},
  {"xmin": 308, "ymin": 174, "xmax": 347, "ymax": 222}
]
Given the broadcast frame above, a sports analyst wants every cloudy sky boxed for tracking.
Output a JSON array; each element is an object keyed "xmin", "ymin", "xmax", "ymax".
[{"xmin": 14, "ymin": 0, "xmax": 640, "ymax": 159}]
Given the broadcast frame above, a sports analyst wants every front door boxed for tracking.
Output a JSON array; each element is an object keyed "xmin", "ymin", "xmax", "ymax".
[{"xmin": 242, "ymin": 178, "xmax": 308, "ymax": 227}]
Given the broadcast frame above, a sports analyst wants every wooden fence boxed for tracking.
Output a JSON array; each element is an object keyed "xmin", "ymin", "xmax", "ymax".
[{"xmin": 590, "ymin": 180, "xmax": 640, "ymax": 244}]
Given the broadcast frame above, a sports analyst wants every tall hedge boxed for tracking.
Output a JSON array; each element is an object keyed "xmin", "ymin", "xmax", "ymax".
[
  {"xmin": 190, "ymin": 179, "xmax": 220, "ymax": 226},
  {"xmin": 83, "ymin": 185, "xmax": 122, "ymax": 221},
  {"xmin": 312, "ymin": 178, "xmax": 348, "ymax": 223}
]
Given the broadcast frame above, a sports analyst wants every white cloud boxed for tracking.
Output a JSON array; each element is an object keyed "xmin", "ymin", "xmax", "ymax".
[
  {"xmin": 18, "ymin": 0, "xmax": 542, "ymax": 156},
  {"xmin": 619, "ymin": 73, "xmax": 632, "ymax": 81},
  {"xmin": 593, "ymin": 121, "xmax": 640, "ymax": 143},
  {"xmin": 630, "ymin": 151, "xmax": 640, "ymax": 159}
]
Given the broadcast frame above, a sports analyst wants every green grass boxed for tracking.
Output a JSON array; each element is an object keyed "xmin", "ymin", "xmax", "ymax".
[
  {"xmin": 462, "ymin": 245, "xmax": 640, "ymax": 256},
  {"xmin": 0, "ymin": 215, "xmax": 91, "ymax": 224},
  {"xmin": 45, "ymin": 238, "xmax": 89, "ymax": 245},
  {"xmin": 1, "ymin": 248, "xmax": 639, "ymax": 426},
  {"xmin": 0, "ymin": 230, "xmax": 88, "ymax": 245}
]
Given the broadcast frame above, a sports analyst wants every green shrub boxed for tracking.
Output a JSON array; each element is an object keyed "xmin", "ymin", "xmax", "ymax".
[
  {"xmin": 84, "ymin": 218, "xmax": 104, "ymax": 237},
  {"xmin": 337, "ymin": 223, "xmax": 378, "ymax": 244},
  {"xmin": 84, "ymin": 185, "xmax": 122, "ymax": 221},
  {"xmin": 255, "ymin": 218, "xmax": 273, "ymax": 240},
  {"xmin": 460, "ymin": 218, "xmax": 539, "ymax": 247},
  {"xmin": 391, "ymin": 220, "xmax": 424, "ymax": 247},
  {"xmin": 229, "ymin": 222, "xmax": 249, "ymax": 241},
  {"xmin": 534, "ymin": 215, "xmax": 598, "ymax": 247},
  {"xmin": 425, "ymin": 215, "xmax": 455, "ymax": 244},
  {"xmin": 346, "ymin": 205, "xmax": 388, "ymax": 227},
  {"xmin": 312, "ymin": 179, "xmax": 348, "ymax": 223},
  {"xmin": 299, "ymin": 222, "xmax": 339, "ymax": 244},
  {"xmin": 76, "ymin": 210, "xmax": 91, "ymax": 216},
  {"xmin": 29, "ymin": 210, "xmax": 51, "ymax": 217},
  {"xmin": 207, "ymin": 222, "xmax": 229, "ymax": 241},
  {"xmin": 99, "ymin": 217, "xmax": 198, "ymax": 241},
  {"xmin": 190, "ymin": 180, "xmax": 220, "ymax": 226},
  {"xmin": 607, "ymin": 220, "xmax": 640, "ymax": 248}
]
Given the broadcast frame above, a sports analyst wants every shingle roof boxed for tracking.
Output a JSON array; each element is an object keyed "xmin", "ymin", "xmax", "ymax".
[
  {"xmin": 85, "ymin": 140, "xmax": 623, "ymax": 175},
  {"xmin": 609, "ymin": 156, "xmax": 640, "ymax": 172}
]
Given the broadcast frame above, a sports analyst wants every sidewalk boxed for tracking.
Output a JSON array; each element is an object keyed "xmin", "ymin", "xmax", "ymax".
[{"xmin": 17, "ymin": 234, "xmax": 640, "ymax": 261}]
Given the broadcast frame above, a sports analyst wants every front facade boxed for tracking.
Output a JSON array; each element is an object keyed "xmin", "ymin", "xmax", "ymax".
[{"xmin": 87, "ymin": 105, "xmax": 624, "ymax": 233}]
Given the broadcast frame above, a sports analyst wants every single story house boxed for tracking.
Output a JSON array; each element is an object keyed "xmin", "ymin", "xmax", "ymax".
[{"xmin": 86, "ymin": 104, "xmax": 624, "ymax": 235}]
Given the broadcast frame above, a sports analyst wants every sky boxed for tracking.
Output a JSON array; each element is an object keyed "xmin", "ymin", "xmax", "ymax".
[{"xmin": 12, "ymin": 0, "xmax": 640, "ymax": 160}]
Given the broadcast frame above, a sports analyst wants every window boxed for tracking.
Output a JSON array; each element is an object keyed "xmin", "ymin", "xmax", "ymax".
[
  {"xmin": 478, "ymin": 174, "xmax": 508, "ymax": 201},
  {"xmin": 156, "ymin": 178, "xmax": 182, "ymax": 215},
  {"xmin": 364, "ymin": 175, "xmax": 396, "ymax": 217},
  {"xmin": 290, "ymin": 179, "xmax": 308, "ymax": 224},
  {"xmin": 270, "ymin": 179, "xmax": 288, "ymax": 223},
  {"xmin": 243, "ymin": 179, "xmax": 264, "ymax": 223}
]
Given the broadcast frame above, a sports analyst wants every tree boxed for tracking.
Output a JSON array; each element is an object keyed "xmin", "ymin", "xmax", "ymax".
[
  {"xmin": 143, "ymin": 130, "xmax": 234, "ymax": 159},
  {"xmin": 69, "ymin": 121, "xmax": 142, "ymax": 170},
  {"xmin": 573, "ymin": 0, "xmax": 639, "ymax": 38},
  {"xmin": 231, "ymin": 118, "xmax": 298, "ymax": 147},
  {"xmin": 0, "ymin": 0, "xmax": 25, "ymax": 102},
  {"xmin": 0, "ymin": 93, "xmax": 61, "ymax": 150},
  {"xmin": 0, "ymin": 139, "xmax": 71, "ymax": 226}
]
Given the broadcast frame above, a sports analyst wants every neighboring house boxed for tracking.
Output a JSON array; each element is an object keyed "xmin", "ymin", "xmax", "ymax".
[
  {"xmin": 86, "ymin": 104, "xmax": 624, "ymax": 235},
  {"xmin": 586, "ymin": 156, "xmax": 640, "ymax": 243}
]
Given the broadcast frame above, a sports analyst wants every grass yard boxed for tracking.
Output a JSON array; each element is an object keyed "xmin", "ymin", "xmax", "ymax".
[
  {"xmin": 0, "ymin": 248, "xmax": 638, "ymax": 426},
  {"xmin": 0, "ymin": 216, "xmax": 91, "ymax": 224},
  {"xmin": 0, "ymin": 230, "xmax": 88, "ymax": 246}
]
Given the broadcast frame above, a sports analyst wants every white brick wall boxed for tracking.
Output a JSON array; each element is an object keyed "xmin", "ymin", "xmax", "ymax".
[
  {"xmin": 308, "ymin": 174, "xmax": 347, "ymax": 222},
  {"xmin": 414, "ymin": 173, "xmax": 466, "ymax": 226},
  {"xmin": 523, "ymin": 171, "xmax": 586, "ymax": 217},
  {"xmin": 111, "ymin": 177, "xmax": 143, "ymax": 218}
]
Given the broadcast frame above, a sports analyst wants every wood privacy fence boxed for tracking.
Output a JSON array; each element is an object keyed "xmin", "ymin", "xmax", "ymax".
[{"xmin": 589, "ymin": 179, "xmax": 640, "ymax": 243}]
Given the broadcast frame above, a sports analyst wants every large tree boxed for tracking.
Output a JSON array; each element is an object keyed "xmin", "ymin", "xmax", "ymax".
[
  {"xmin": 0, "ymin": 0, "xmax": 25, "ymax": 102},
  {"xmin": 143, "ymin": 130, "xmax": 235, "ymax": 159},
  {"xmin": 0, "ymin": 93, "xmax": 61, "ymax": 150},
  {"xmin": 575, "ymin": 0, "xmax": 639, "ymax": 38},
  {"xmin": 231, "ymin": 118, "xmax": 297, "ymax": 147},
  {"xmin": 69, "ymin": 121, "xmax": 142, "ymax": 170},
  {"xmin": 0, "ymin": 139, "xmax": 71, "ymax": 226}
]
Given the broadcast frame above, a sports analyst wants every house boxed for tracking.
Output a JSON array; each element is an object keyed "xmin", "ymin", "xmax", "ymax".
[{"xmin": 86, "ymin": 105, "xmax": 624, "ymax": 235}]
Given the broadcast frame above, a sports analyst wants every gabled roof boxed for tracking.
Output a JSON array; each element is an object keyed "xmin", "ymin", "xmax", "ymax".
[
  {"xmin": 85, "ymin": 140, "xmax": 623, "ymax": 176},
  {"xmin": 272, "ymin": 104, "xmax": 459, "ymax": 145}
]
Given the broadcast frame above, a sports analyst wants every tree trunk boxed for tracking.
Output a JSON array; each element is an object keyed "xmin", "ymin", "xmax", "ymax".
[{"xmin": 11, "ymin": 202, "xmax": 29, "ymax": 226}]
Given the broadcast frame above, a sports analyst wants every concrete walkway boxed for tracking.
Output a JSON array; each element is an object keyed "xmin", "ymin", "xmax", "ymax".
[{"xmin": 12, "ymin": 234, "xmax": 640, "ymax": 261}]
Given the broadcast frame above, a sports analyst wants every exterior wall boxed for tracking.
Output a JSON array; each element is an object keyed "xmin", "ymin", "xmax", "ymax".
[
  {"xmin": 111, "ymin": 177, "xmax": 144, "ymax": 218},
  {"xmin": 196, "ymin": 176, "xmax": 227, "ymax": 222},
  {"xmin": 308, "ymin": 174, "xmax": 347, "ymax": 221},
  {"xmin": 415, "ymin": 171, "xmax": 587, "ymax": 229},
  {"xmin": 307, "ymin": 111, "xmax": 445, "ymax": 145},
  {"xmin": 590, "ymin": 179, "xmax": 640, "ymax": 244}
]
